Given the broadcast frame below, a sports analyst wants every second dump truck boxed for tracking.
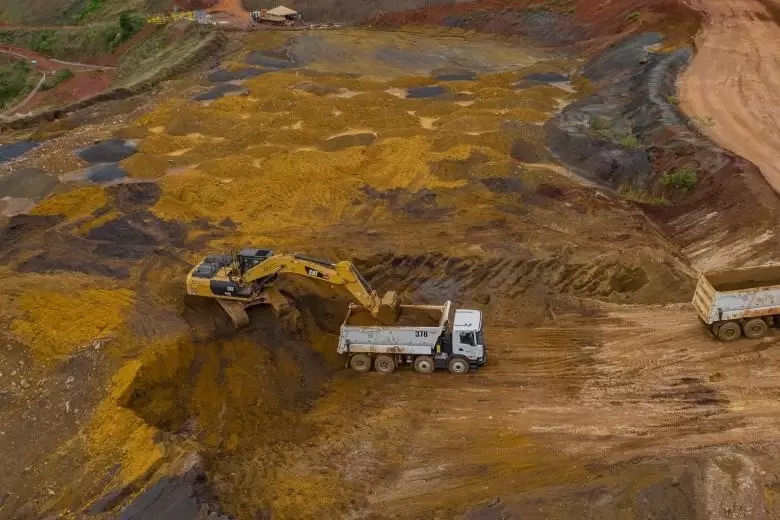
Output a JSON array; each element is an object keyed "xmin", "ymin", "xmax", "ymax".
[
  {"xmin": 693, "ymin": 264, "xmax": 780, "ymax": 341},
  {"xmin": 338, "ymin": 301, "xmax": 486, "ymax": 374}
]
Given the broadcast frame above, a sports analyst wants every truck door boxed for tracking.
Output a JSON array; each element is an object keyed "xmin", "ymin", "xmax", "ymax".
[{"xmin": 454, "ymin": 331, "xmax": 481, "ymax": 361}]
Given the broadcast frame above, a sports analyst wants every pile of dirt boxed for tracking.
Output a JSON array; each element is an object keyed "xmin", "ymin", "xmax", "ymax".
[
  {"xmin": 0, "ymin": 167, "xmax": 59, "ymax": 199},
  {"xmin": 346, "ymin": 305, "xmax": 442, "ymax": 326},
  {"xmin": 76, "ymin": 139, "xmax": 137, "ymax": 165}
]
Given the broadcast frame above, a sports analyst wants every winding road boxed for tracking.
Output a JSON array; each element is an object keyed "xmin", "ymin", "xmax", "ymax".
[
  {"xmin": 678, "ymin": 0, "xmax": 780, "ymax": 194},
  {"xmin": 0, "ymin": 46, "xmax": 113, "ymax": 118}
]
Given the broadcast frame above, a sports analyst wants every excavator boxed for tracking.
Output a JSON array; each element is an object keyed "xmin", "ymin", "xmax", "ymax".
[{"xmin": 185, "ymin": 248, "xmax": 400, "ymax": 327}]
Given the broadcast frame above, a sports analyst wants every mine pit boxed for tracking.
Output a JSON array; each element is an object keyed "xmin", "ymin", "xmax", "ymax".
[{"xmin": 2, "ymin": 6, "xmax": 780, "ymax": 520}]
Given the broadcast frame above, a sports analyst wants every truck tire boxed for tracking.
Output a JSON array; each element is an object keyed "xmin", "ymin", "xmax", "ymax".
[
  {"xmin": 413, "ymin": 355, "xmax": 435, "ymax": 374},
  {"xmin": 349, "ymin": 354, "xmax": 371, "ymax": 373},
  {"xmin": 718, "ymin": 321, "xmax": 742, "ymax": 342},
  {"xmin": 374, "ymin": 354, "xmax": 396, "ymax": 374},
  {"xmin": 447, "ymin": 357, "xmax": 470, "ymax": 375},
  {"xmin": 743, "ymin": 318, "xmax": 768, "ymax": 339}
]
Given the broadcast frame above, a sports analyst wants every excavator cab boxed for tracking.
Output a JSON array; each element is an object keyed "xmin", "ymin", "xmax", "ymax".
[{"xmin": 236, "ymin": 248, "xmax": 274, "ymax": 274}]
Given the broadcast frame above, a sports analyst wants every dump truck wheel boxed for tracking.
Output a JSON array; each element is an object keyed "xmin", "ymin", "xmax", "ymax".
[
  {"xmin": 349, "ymin": 354, "xmax": 371, "ymax": 373},
  {"xmin": 374, "ymin": 354, "xmax": 396, "ymax": 374},
  {"xmin": 743, "ymin": 318, "xmax": 768, "ymax": 339},
  {"xmin": 447, "ymin": 357, "xmax": 470, "ymax": 375},
  {"xmin": 413, "ymin": 355, "xmax": 435, "ymax": 374},
  {"xmin": 718, "ymin": 322, "xmax": 742, "ymax": 342}
]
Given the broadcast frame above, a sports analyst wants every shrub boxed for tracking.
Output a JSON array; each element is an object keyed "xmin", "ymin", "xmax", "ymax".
[
  {"xmin": 626, "ymin": 11, "xmax": 642, "ymax": 22},
  {"xmin": 42, "ymin": 68, "xmax": 74, "ymax": 90},
  {"xmin": 662, "ymin": 167, "xmax": 698, "ymax": 192},
  {"xmin": 619, "ymin": 183, "xmax": 667, "ymax": 205},
  {"xmin": 620, "ymin": 132, "xmax": 640, "ymax": 150},
  {"xmin": 588, "ymin": 114, "xmax": 613, "ymax": 131},
  {"xmin": 666, "ymin": 95, "xmax": 679, "ymax": 105}
]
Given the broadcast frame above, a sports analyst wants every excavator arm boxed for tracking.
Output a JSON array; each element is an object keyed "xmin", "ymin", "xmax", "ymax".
[{"xmin": 186, "ymin": 249, "xmax": 399, "ymax": 327}]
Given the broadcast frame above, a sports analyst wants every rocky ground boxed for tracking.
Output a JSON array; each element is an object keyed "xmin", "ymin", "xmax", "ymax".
[{"xmin": 1, "ymin": 2, "xmax": 780, "ymax": 519}]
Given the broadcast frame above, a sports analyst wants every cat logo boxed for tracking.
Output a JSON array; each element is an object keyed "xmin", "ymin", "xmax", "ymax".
[{"xmin": 306, "ymin": 267, "xmax": 329, "ymax": 280}]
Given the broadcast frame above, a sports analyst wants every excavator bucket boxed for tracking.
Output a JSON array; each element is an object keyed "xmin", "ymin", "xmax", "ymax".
[{"xmin": 373, "ymin": 291, "xmax": 400, "ymax": 325}]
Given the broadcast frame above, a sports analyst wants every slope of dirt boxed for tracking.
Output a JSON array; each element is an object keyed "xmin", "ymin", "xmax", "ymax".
[{"xmin": 678, "ymin": 0, "xmax": 780, "ymax": 195}]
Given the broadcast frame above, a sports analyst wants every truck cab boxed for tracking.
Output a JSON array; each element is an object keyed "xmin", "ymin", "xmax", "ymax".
[{"xmin": 449, "ymin": 309, "xmax": 486, "ymax": 367}]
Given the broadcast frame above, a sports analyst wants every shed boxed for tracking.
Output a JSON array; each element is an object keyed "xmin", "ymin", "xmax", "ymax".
[{"xmin": 266, "ymin": 5, "xmax": 298, "ymax": 17}]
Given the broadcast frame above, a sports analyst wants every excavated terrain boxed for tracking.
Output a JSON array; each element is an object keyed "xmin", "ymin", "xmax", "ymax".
[{"xmin": 1, "ymin": 3, "xmax": 780, "ymax": 519}]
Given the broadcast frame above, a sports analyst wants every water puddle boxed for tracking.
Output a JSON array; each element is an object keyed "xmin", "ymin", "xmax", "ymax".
[{"xmin": 245, "ymin": 50, "xmax": 298, "ymax": 69}]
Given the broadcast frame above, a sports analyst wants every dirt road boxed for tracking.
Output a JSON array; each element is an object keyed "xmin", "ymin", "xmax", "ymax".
[{"xmin": 678, "ymin": 0, "xmax": 780, "ymax": 194}]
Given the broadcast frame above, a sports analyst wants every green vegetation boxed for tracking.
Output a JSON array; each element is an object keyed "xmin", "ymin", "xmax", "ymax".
[
  {"xmin": 42, "ymin": 68, "xmax": 75, "ymax": 91},
  {"xmin": 588, "ymin": 114, "xmax": 614, "ymax": 132},
  {"xmin": 626, "ymin": 11, "xmax": 642, "ymax": 22},
  {"xmin": 689, "ymin": 115, "xmax": 715, "ymax": 128},
  {"xmin": 619, "ymin": 184, "xmax": 668, "ymax": 205},
  {"xmin": 620, "ymin": 132, "xmax": 640, "ymax": 150},
  {"xmin": 666, "ymin": 95, "xmax": 679, "ymax": 105},
  {"xmin": 0, "ymin": 60, "xmax": 33, "ymax": 110},
  {"xmin": 79, "ymin": 0, "xmax": 105, "ymax": 20},
  {"xmin": 662, "ymin": 167, "xmax": 698, "ymax": 193},
  {"xmin": 0, "ymin": 11, "xmax": 144, "ymax": 60}
]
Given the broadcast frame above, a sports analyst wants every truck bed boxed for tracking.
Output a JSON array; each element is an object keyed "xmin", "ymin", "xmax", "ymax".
[
  {"xmin": 337, "ymin": 302, "xmax": 451, "ymax": 355},
  {"xmin": 693, "ymin": 265, "xmax": 780, "ymax": 324}
]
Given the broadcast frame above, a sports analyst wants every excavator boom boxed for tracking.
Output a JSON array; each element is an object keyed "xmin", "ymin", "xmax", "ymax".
[{"xmin": 186, "ymin": 248, "xmax": 399, "ymax": 327}]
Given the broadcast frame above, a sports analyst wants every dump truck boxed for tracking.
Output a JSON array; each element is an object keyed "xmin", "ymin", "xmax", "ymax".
[
  {"xmin": 693, "ymin": 264, "xmax": 780, "ymax": 341},
  {"xmin": 338, "ymin": 301, "xmax": 486, "ymax": 374}
]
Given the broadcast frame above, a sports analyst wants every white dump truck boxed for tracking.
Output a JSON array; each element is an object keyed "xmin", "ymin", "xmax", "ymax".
[
  {"xmin": 337, "ymin": 301, "xmax": 486, "ymax": 374},
  {"xmin": 693, "ymin": 264, "xmax": 780, "ymax": 341}
]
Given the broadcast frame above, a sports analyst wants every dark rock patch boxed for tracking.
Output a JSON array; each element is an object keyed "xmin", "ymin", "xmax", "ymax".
[
  {"xmin": 0, "ymin": 214, "xmax": 63, "ymax": 253},
  {"xmin": 480, "ymin": 177, "xmax": 525, "ymax": 194},
  {"xmin": 85, "ymin": 163, "xmax": 129, "ymax": 183},
  {"xmin": 524, "ymin": 72, "xmax": 568, "ymax": 82},
  {"xmin": 407, "ymin": 85, "xmax": 447, "ymax": 99},
  {"xmin": 76, "ymin": 139, "xmax": 137, "ymax": 165},
  {"xmin": 195, "ymin": 83, "xmax": 248, "ymax": 101},
  {"xmin": 245, "ymin": 50, "xmax": 298, "ymax": 69},
  {"xmin": 510, "ymin": 140, "xmax": 542, "ymax": 163},
  {"xmin": 515, "ymin": 79, "xmax": 546, "ymax": 90},
  {"xmin": 320, "ymin": 133, "xmax": 376, "ymax": 152},
  {"xmin": 0, "ymin": 167, "xmax": 59, "ymax": 200},
  {"xmin": 21, "ymin": 249, "xmax": 131, "ymax": 278},
  {"xmin": 108, "ymin": 183, "xmax": 162, "ymax": 210},
  {"xmin": 207, "ymin": 68, "xmax": 268, "ymax": 83},
  {"xmin": 0, "ymin": 141, "xmax": 41, "ymax": 164},
  {"xmin": 86, "ymin": 211, "xmax": 187, "ymax": 248}
]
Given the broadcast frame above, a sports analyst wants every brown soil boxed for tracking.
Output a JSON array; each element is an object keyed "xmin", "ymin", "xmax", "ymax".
[
  {"xmin": 346, "ymin": 305, "xmax": 443, "ymax": 327},
  {"xmin": 679, "ymin": 0, "xmax": 780, "ymax": 194},
  {"xmin": 24, "ymin": 71, "xmax": 114, "ymax": 111}
]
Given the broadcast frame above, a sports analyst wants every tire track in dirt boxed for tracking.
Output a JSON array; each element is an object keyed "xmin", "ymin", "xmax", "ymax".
[{"xmin": 678, "ymin": 0, "xmax": 780, "ymax": 194}]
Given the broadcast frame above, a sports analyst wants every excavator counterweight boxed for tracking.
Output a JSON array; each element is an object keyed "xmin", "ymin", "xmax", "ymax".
[{"xmin": 186, "ymin": 248, "xmax": 399, "ymax": 328}]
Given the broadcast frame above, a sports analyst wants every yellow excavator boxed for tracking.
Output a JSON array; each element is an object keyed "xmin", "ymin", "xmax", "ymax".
[{"xmin": 185, "ymin": 248, "xmax": 400, "ymax": 327}]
